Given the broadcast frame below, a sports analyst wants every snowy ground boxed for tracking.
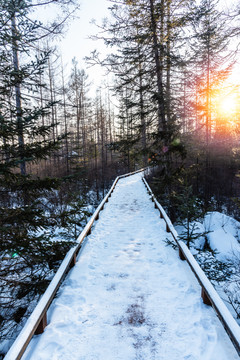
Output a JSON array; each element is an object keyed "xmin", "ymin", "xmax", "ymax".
[{"xmin": 22, "ymin": 173, "xmax": 239, "ymax": 360}]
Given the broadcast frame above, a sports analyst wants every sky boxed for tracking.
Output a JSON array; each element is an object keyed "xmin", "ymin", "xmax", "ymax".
[
  {"xmin": 33, "ymin": 0, "xmax": 112, "ymax": 93},
  {"xmin": 57, "ymin": 0, "xmax": 112, "ymax": 91}
]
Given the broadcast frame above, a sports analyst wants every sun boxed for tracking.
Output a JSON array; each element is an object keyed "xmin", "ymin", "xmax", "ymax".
[{"xmin": 219, "ymin": 95, "xmax": 237, "ymax": 115}]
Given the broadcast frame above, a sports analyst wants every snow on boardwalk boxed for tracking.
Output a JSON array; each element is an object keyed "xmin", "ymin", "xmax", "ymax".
[{"xmin": 23, "ymin": 173, "xmax": 239, "ymax": 360}]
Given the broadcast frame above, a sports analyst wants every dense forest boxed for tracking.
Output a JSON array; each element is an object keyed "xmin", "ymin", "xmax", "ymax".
[{"xmin": 1, "ymin": 0, "xmax": 240, "ymax": 356}]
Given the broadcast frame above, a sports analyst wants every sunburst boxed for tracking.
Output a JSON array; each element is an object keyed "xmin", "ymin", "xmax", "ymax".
[{"xmin": 219, "ymin": 94, "xmax": 237, "ymax": 115}]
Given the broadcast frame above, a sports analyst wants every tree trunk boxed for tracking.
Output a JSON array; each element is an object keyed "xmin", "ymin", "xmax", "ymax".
[
  {"xmin": 11, "ymin": 13, "xmax": 26, "ymax": 175},
  {"xmin": 166, "ymin": 0, "xmax": 171, "ymax": 123},
  {"xmin": 61, "ymin": 61, "xmax": 70, "ymax": 174},
  {"xmin": 149, "ymin": 0, "xmax": 166, "ymax": 133}
]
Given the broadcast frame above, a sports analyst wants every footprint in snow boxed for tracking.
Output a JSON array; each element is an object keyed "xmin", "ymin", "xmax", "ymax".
[
  {"xmin": 106, "ymin": 284, "xmax": 116, "ymax": 291},
  {"xmin": 88, "ymin": 265, "xmax": 95, "ymax": 270},
  {"xmin": 118, "ymin": 273, "xmax": 129, "ymax": 279}
]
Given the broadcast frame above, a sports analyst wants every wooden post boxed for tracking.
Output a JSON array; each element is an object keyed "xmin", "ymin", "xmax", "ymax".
[
  {"xmin": 70, "ymin": 253, "xmax": 76, "ymax": 268},
  {"xmin": 166, "ymin": 223, "xmax": 171, "ymax": 233},
  {"xmin": 179, "ymin": 247, "xmax": 185, "ymax": 261},
  {"xmin": 201, "ymin": 288, "xmax": 212, "ymax": 306},
  {"xmin": 96, "ymin": 213, "xmax": 99, "ymax": 220},
  {"xmin": 35, "ymin": 313, "xmax": 47, "ymax": 335},
  {"xmin": 160, "ymin": 211, "xmax": 163, "ymax": 219},
  {"xmin": 154, "ymin": 202, "xmax": 158, "ymax": 209},
  {"xmin": 87, "ymin": 227, "xmax": 91, "ymax": 236},
  {"xmin": 76, "ymin": 246, "xmax": 81, "ymax": 256}
]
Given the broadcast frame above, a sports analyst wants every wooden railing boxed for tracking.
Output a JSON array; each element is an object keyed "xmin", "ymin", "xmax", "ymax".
[
  {"xmin": 4, "ymin": 168, "xmax": 146, "ymax": 360},
  {"xmin": 142, "ymin": 177, "xmax": 240, "ymax": 356}
]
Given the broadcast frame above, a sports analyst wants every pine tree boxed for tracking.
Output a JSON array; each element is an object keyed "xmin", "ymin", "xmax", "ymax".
[{"xmin": 0, "ymin": 0, "xmax": 78, "ymax": 348}]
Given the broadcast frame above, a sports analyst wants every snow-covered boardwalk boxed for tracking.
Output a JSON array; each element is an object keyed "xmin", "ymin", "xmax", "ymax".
[{"xmin": 23, "ymin": 173, "xmax": 238, "ymax": 360}]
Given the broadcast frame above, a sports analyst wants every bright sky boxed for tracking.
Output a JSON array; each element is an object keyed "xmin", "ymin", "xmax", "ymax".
[{"xmin": 57, "ymin": 0, "xmax": 112, "ymax": 90}]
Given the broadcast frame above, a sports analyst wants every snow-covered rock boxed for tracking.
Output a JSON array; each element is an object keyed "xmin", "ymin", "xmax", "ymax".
[
  {"xmin": 203, "ymin": 212, "xmax": 240, "ymax": 262},
  {"xmin": 207, "ymin": 228, "xmax": 240, "ymax": 262},
  {"xmin": 204, "ymin": 212, "xmax": 240, "ymax": 239}
]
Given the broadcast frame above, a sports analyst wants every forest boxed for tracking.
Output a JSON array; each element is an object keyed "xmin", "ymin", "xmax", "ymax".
[{"xmin": 1, "ymin": 0, "xmax": 240, "ymax": 357}]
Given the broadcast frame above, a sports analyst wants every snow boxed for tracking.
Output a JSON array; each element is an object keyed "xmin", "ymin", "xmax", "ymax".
[
  {"xmin": 204, "ymin": 212, "xmax": 240, "ymax": 262},
  {"xmin": 204, "ymin": 212, "xmax": 240, "ymax": 238},
  {"xmin": 19, "ymin": 173, "xmax": 238, "ymax": 360},
  {"xmin": 208, "ymin": 228, "xmax": 240, "ymax": 262}
]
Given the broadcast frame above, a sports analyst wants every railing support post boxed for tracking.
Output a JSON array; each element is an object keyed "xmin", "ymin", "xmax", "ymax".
[
  {"xmin": 70, "ymin": 253, "xmax": 76, "ymax": 268},
  {"xmin": 35, "ymin": 313, "xmax": 47, "ymax": 335},
  {"xmin": 179, "ymin": 247, "xmax": 185, "ymax": 261},
  {"xmin": 201, "ymin": 288, "xmax": 212, "ymax": 306}
]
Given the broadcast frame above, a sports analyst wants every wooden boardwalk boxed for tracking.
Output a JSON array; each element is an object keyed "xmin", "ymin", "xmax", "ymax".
[{"xmin": 18, "ymin": 173, "xmax": 239, "ymax": 360}]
